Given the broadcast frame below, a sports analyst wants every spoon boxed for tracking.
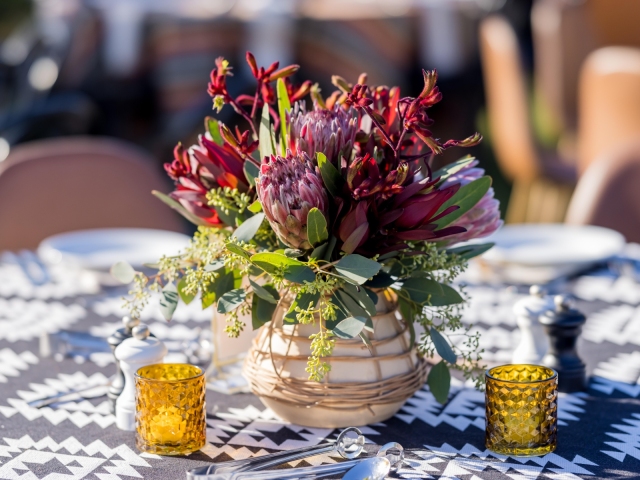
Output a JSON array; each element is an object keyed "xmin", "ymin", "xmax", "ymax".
[{"xmin": 342, "ymin": 457, "xmax": 390, "ymax": 480}]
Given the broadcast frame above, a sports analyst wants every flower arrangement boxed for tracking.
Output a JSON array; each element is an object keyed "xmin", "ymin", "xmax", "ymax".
[{"xmin": 119, "ymin": 53, "xmax": 502, "ymax": 402}]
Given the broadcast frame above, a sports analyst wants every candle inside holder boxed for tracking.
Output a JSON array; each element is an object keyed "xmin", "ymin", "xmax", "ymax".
[
  {"xmin": 135, "ymin": 364, "xmax": 206, "ymax": 455},
  {"xmin": 485, "ymin": 364, "xmax": 557, "ymax": 456}
]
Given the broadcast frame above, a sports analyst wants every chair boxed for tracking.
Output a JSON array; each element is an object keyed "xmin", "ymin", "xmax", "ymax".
[
  {"xmin": 577, "ymin": 47, "xmax": 640, "ymax": 174},
  {"xmin": 479, "ymin": 15, "xmax": 575, "ymax": 224},
  {"xmin": 0, "ymin": 137, "xmax": 185, "ymax": 250},
  {"xmin": 566, "ymin": 139, "xmax": 640, "ymax": 243}
]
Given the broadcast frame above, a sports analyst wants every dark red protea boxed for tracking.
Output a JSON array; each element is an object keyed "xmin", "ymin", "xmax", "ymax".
[
  {"xmin": 164, "ymin": 133, "xmax": 249, "ymax": 226},
  {"xmin": 289, "ymin": 103, "xmax": 358, "ymax": 165},
  {"xmin": 336, "ymin": 155, "xmax": 466, "ymax": 255},
  {"xmin": 256, "ymin": 152, "xmax": 328, "ymax": 250}
]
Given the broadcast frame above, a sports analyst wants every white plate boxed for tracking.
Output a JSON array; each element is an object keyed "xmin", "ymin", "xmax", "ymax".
[
  {"xmin": 38, "ymin": 228, "xmax": 191, "ymax": 270},
  {"xmin": 480, "ymin": 224, "xmax": 625, "ymax": 267}
]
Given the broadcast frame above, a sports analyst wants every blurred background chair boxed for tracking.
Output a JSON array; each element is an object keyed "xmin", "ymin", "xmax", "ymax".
[
  {"xmin": 0, "ymin": 136, "xmax": 184, "ymax": 250},
  {"xmin": 577, "ymin": 47, "xmax": 640, "ymax": 175},
  {"xmin": 566, "ymin": 139, "xmax": 640, "ymax": 243},
  {"xmin": 479, "ymin": 15, "xmax": 575, "ymax": 224}
]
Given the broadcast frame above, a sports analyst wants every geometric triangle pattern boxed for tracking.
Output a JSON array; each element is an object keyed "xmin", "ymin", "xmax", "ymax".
[
  {"xmin": 601, "ymin": 413, "xmax": 640, "ymax": 463},
  {"xmin": 0, "ymin": 435, "xmax": 159, "ymax": 479},
  {"xmin": 0, "ymin": 348, "xmax": 38, "ymax": 383}
]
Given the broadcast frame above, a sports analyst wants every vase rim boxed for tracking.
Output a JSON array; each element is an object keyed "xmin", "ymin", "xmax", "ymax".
[
  {"xmin": 135, "ymin": 363, "xmax": 204, "ymax": 382},
  {"xmin": 485, "ymin": 364, "xmax": 557, "ymax": 384}
]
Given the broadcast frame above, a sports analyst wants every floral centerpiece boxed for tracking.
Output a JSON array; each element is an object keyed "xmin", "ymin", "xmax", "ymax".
[{"xmin": 118, "ymin": 53, "xmax": 502, "ymax": 426}]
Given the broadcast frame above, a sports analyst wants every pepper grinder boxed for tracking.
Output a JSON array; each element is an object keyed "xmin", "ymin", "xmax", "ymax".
[
  {"xmin": 114, "ymin": 324, "xmax": 167, "ymax": 431},
  {"xmin": 511, "ymin": 285, "xmax": 554, "ymax": 364},
  {"xmin": 107, "ymin": 316, "xmax": 139, "ymax": 412},
  {"xmin": 540, "ymin": 295, "xmax": 587, "ymax": 393}
]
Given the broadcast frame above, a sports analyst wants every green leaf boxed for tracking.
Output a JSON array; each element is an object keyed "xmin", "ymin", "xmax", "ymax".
[
  {"xmin": 252, "ymin": 286, "xmax": 279, "ymax": 329},
  {"xmin": 212, "ymin": 205, "xmax": 238, "ymax": 227},
  {"xmin": 310, "ymin": 242, "xmax": 328, "ymax": 260},
  {"xmin": 429, "ymin": 283, "xmax": 464, "ymax": 306},
  {"xmin": 177, "ymin": 276, "xmax": 195, "ymax": 305},
  {"xmin": 430, "ymin": 327, "xmax": 457, "ymax": 363},
  {"xmin": 284, "ymin": 249, "xmax": 304, "ymax": 258},
  {"xmin": 206, "ymin": 116, "xmax": 224, "ymax": 145},
  {"xmin": 251, "ymin": 252, "xmax": 315, "ymax": 284},
  {"xmin": 427, "ymin": 360, "xmax": 451, "ymax": 404},
  {"xmin": 232, "ymin": 213, "xmax": 265, "ymax": 243},
  {"xmin": 307, "ymin": 208, "xmax": 328, "ymax": 246},
  {"xmin": 284, "ymin": 291, "xmax": 320, "ymax": 324},
  {"xmin": 248, "ymin": 200, "xmax": 263, "ymax": 213},
  {"xmin": 204, "ymin": 260, "xmax": 225, "ymax": 272},
  {"xmin": 226, "ymin": 243, "xmax": 251, "ymax": 261},
  {"xmin": 259, "ymin": 103, "xmax": 274, "ymax": 161},
  {"xmin": 250, "ymin": 280, "xmax": 279, "ymax": 304},
  {"xmin": 335, "ymin": 254, "xmax": 382, "ymax": 285},
  {"xmin": 244, "ymin": 160, "xmax": 260, "ymax": 188},
  {"xmin": 432, "ymin": 155, "xmax": 475, "ymax": 184},
  {"xmin": 277, "ymin": 78, "xmax": 291, "ymax": 154},
  {"xmin": 446, "ymin": 242, "xmax": 494, "ymax": 260},
  {"xmin": 110, "ymin": 261, "xmax": 135, "ymax": 284},
  {"xmin": 364, "ymin": 317, "xmax": 374, "ymax": 333},
  {"xmin": 323, "ymin": 235, "xmax": 337, "ymax": 261},
  {"xmin": 152, "ymin": 190, "xmax": 210, "ymax": 227},
  {"xmin": 202, "ymin": 268, "xmax": 235, "ymax": 309},
  {"xmin": 159, "ymin": 282, "xmax": 179, "ymax": 321},
  {"xmin": 342, "ymin": 283, "xmax": 377, "ymax": 317},
  {"xmin": 217, "ymin": 288, "xmax": 246, "ymax": 313},
  {"xmin": 365, "ymin": 271, "xmax": 396, "ymax": 288},
  {"xmin": 336, "ymin": 289, "xmax": 369, "ymax": 318},
  {"xmin": 435, "ymin": 176, "xmax": 492, "ymax": 229},
  {"xmin": 401, "ymin": 277, "xmax": 443, "ymax": 305},
  {"xmin": 359, "ymin": 331, "xmax": 374, "ymax": 354},
  {"xmin": 333, "ymin": 316, "xmax": 367, "ymax": 339},
  {"xmin": 317, "ymin": 152, "xmax": 343, "ymax": 198}
]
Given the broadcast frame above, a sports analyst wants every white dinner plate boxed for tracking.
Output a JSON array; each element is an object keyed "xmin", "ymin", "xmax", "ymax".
[
  {"xmin": 480, "ymin": 224, "xmax": 625, "ymax": 267},
  {"xmin": 38, "ymin": 228, "xmax": 191, "ymax": 270}
]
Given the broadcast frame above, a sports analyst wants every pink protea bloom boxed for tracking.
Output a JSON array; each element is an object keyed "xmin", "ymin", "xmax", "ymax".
[
  {"xmin": 289, "ymin": 103, "xmax": 358, "ymax": 165},
  {"xmin": 256, "ymin": 151, "xmax": 329, "ymax": 250},
  {"xmin": 440, "ymin": 160, "xmax": 503, "ymax": 245}
]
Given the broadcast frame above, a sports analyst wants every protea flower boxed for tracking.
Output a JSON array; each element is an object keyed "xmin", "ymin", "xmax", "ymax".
[
  {"xmin": 164, "ymin": 134, "xmax": 249, "ymax": 226},
  {"xmin": 256, "ymin": 152, "xmax": 329, "ymax": 249},
  {"xmin": 439, "ymin": 160, "xmax": 503, "ymax": 245},
  {"xmin": 337, "ymin": 154, "xmax": 466, "ymax": 255},
  {"xmin": 289, "ymin": 103, "xmax": 358, "ymax": 165}
]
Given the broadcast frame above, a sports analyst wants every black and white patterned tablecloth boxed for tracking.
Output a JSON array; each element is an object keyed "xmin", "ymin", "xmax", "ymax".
[{"xmin": 0, "ymin": 258, "xmax": 639, "ymax": 480}]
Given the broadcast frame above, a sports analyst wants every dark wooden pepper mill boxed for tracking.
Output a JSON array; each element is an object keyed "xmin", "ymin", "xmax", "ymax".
[
  {"xmin": 107, "ymin": 316, "xmax": 139, "ymax": 412},
  {"xmin": 540, "ymin": 295, "xmax": 587, "ymax": 393}
]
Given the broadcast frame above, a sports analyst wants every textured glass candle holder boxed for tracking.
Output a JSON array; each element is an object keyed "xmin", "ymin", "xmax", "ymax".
[
  {"xmin": 485, "ymin": 364, "xmax": 558, "ymax": 456},
  {"xmin": 135, "ymin": 364, "xmax": 206, "ymax": 455}
]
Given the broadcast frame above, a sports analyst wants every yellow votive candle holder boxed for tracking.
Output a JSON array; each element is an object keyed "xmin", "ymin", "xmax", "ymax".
[
  {"xmin": 135, "ymin": 364, "xmax": 206, "ymax": 455},
  {"xmin": 485, "ymin": 364, "xmax": 558, "ymax": 456}
]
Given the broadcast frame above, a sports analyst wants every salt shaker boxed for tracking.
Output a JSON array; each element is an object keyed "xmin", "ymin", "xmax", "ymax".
[
  {"xmin": 107, "ymin": 316, "xmax": 140, "ymax": 412},
  {"xmin": 511, "ymin": 285, "xmax": 554, "ymax": 364},
  {"xmin": 540, "ymin": 295, "xmax": 587, "ymax": 393},
  {"xmin": 114, "ymin": 324, "xmax": 167, "ymax": 431}
]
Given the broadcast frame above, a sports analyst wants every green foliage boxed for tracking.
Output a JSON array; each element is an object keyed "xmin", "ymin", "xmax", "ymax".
[
  {"xmin": 206, "ymin": 117, "xmax": 224, "ymax": 145},
  {"xmin": 276, "ymin": 78, "xmax": 291, "ymax": 154},
  {"xmin": 446, "ymin": 242, "xmax": 494, "ymax": 260},
  {"xmin": 307, "ymin": 208, "xmax": 329, "ymax": 246},
  {"xmin": 252, "ymin": 285, "xmax": 279, "ymax": 329},
  {"xmin": 335, "ymin": 254, "xmax": 382, "ymax": 284},
  {"xmin": 233, "ymin": 213, "xmax": 265, "ymax": 243},
  {"xmin": 244, "ymin": 161, "xmax": 260, "ymax": 188},
  {"xmin": 111, "ymin": 261, "xmax": 135, "ymax": 284},
  {"xmin": 159, "ymin": 282, "xmax": 179, "ymax": 321},
  {"xmin": 152, "ymin": 190, "xmax": 210, "ymax": 227},
  {"xmin": 427, "ymin": 360, "xmax": 451, "ymax": 404},
  {"xmin": 333, "ymin": 316, "xmax": 368, "ymax": 339},
  {"xmin": 259, "ymin": 104, "xmax": 275, "ymax": 160},
  {"xmin": 317, "ymin": 152, "xmax": 343, "ymax": 198},
  {"xmin": 217, "ymin": 289, "xmax": 246, "ymax": 313},
  {"xmin": 429, "ymin": 327, "xmax": 457, "ymax": 364},
  {"xmin": 250, "ymin": 280, "xmax": 279, "ymax": 304},
  {"xmin": 435, "ymin": 176, "xmax": 492, "ymax": 229}
]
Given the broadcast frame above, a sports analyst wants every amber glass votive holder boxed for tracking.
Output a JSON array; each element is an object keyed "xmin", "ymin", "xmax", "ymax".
[
  {"xmin": 135, "ymin": 364, "xmax": 206, "ymax": 455},
  {"xmin": 485, "ymin": 364, "xmax": 558, "ymax": 456}
]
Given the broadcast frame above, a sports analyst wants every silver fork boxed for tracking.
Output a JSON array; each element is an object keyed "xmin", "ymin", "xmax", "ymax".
[{"xmin": 187, "ymin": 427, "xmax": 365, "ymax": 479}]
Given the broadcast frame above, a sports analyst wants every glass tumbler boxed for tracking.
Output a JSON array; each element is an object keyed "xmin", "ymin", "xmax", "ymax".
[
  {"xmin": 135, "ymin": 364, "xmax": 206, "ymax": 455},
  {"xmin": 485, "ymin": 364, "xmax": 558, "ymax": 456}
]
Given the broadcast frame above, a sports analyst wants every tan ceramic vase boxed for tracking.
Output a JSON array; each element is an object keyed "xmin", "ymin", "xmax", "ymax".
[{"xmin": 242, "ymin": 289, "xmax": 428, "ymax": 428}]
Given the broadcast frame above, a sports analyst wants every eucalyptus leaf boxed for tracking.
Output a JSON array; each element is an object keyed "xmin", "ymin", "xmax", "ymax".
[
  {"xmin": 336, "ymin": 289, "xmax": 369, "ymax": 318},
  {"xmin": 244, "ymin": 160, "xmax": 260, "ymax": 188},
  {"xmin": 427, "ymin": 360, "xmax": 451, "ymax": 404},
  {"xmin": 152, "ymin": 190, "xmax": 210, "ymax": 227},
  {"xmin": 250, "ymin": 280, "xmax": 279, "ymax": 304},
  {"xmin": 212, "ymin": 205, "xmax": 237, "ymax": 227},
  {"xmin": 307, "ymin": 208, "xmax": 329, "ymax": 246},
  {"xmin": 205, "ymin": 116, "xmax": 224, "ymax": 145},
  {"xmin": 252, "ymin": 286, "xmax": 279, "ymax": 329},
  {"xmin": 335, "ymin": 254, "xmax": 382, "ymax": 285},
  {"xmin": 310, "ymin": 242, "xmax": 328, "ymax": 260},
  {"xmin": 435, "ymin": 176, "xmax": 492, "ymax": 229},
  {"xmin": 284, "ymin": 264, "xmax": 316, "ymax": 284},
  {"xmin": 251, "ymin": 252, "xmax": 315, "ymax": 283},
  {"xmin": 248, "ymin": 199, "xmax": 262, "ymax": 213},
  {"xmin": 445, "ymin": 242, "xmax": 494, "ymax": 260},
  {"xmin": 284, "ymin": 291, "xmax": 320, "ymax": 324},
  {"xmin": 217, "ymin": 289, "xmax": 246, "ymax": 313},
  {"xmin": 232, "ymin": 213, "xmax": 265, "ymax": 243},
  {"xmin": 342, "ymin": 283, "xmax": 377, "ymax": 317},
  {"xmin": 400, "ymin": 277, "xmax": 443, "ymax": 305},
  {"xmin": 259, "ymin": 103, "xmax": 274, "ymax": 160},
  {"xmin": 110, "ymin": 261, "xmax": 135, "ymax": 284},
  {"xmin": 333, "ymin": 316, "xmax": 367, "ymax": 339},
  {"xmin": 429, "ymin": 284, "xmax": 464, "ymax": 306},
  {"xmin": 430, "ymin": 327, "xmax": 457, "ymax": 363},
  {"xmin": 177, "ymin": 276, "xmax": 195, "ymax": 305},
  {"xmin": 284, "ymin": 249, "xmax": 304, "ymax": 258},
  {"xmin": 277, "ymin": 78, "xmax": 291, "ymax": 154},
  {"xmin": 226, "ymin": 243, "xmax": 251, "ymax": 261},
  {"xmin": 202, "ymin": 268, "xmax": 235, "ymax": 309},
  {"xmin": 317, "ymin": 152, "xmax": 343, "ymax": 198},
  {"xmin": 365, "ymin": 271, "xmax": 396, "ymax": 288},
  {"xmin": 159, "ymin": 282, "xmax": 179, "ymax": 321},
  {"xmin": 323, "ymin": 235, "xmax": 337, "ymax": 262},
  {"xmin": 204, "ymin": 260, "xmax": 225, "ymax": 272},
  {"xmin": 364, "ymin": 317, "xmax": 374, "ymax": 333}
]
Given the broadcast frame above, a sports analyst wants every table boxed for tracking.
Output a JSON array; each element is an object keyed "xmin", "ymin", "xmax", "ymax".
[{"xmin": 0, "ymin": 256, "xmax": 639, "ymax": 479}]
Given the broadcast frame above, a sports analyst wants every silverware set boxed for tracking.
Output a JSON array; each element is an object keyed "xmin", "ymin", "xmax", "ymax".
[{"xmin": 187, "ymin": 428, "xmax": 403, "ymax": 480}]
